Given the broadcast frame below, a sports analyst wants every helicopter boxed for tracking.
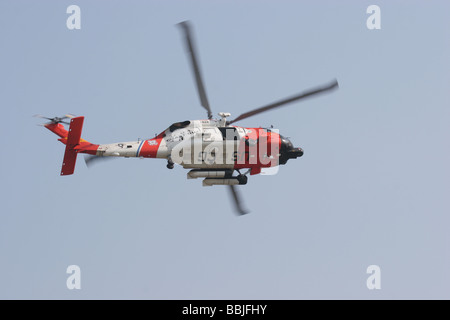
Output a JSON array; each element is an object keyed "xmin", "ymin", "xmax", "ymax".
[{"xmin": 37, "ymin": 21, "xmax": 338, "ymax": 215}]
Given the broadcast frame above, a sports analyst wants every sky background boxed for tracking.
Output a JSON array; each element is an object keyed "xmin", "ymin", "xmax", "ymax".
[{"xmin": 1, "ymin": 0, "xmax": 449, "ymax": 299}]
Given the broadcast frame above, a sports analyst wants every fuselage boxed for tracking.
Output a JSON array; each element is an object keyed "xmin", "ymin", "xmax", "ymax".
[
  {"xmin": 44, "ymin": 117, "xmax": 303, "ymax": 177},
  {"xmin": 93, "ymin": 119, "xmax": 302, "ymax": 175}
]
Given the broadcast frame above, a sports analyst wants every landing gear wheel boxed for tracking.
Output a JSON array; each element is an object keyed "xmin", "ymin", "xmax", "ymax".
[
  {"xmin": 237, "ymin": 174, "xmax": 248, "ymax": 185},
  {"xmin": 167, "ymin": 159, "xmax": 174, "ymax": 169}
]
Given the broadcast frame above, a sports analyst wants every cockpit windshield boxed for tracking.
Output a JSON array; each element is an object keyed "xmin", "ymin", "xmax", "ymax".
[
  {"xmin": 169, "ymin": 120, "xmax": 191, "ymax": 132},
  {"xmin": 280, "ymin": 135, "xmax": 293, "ymax": 151}
]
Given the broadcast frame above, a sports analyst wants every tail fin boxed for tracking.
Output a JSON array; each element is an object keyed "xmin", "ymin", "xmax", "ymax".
[{"xmin": 61, "ymin": 117, "xmax": 84, "ymax": 176}]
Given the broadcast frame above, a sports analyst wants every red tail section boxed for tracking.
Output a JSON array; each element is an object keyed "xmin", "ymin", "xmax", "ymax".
[
  {"xmin": 43, "ymin": 116, "xmax": 99, "ymax": 175},
  {"xmin": 61, "ymin": 117, "xmax": 84, "ymax": 176}
]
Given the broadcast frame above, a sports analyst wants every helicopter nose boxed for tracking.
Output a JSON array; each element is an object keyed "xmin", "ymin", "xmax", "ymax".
[
  {"xmin": 279, "ymin": 135, "xmax": 303, "ymax": 164},
  {"xmin": 291, "ymin": 147, "xmax": 303, "ymax": 158}
]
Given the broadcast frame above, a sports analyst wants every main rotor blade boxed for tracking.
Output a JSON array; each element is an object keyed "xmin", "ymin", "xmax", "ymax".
[
  {"xmin": 177, "ymin": 21, "xmax": 213, "ymax": 119},
  {"xmin": 227, "ymin": 79, "xmax": 339, "ymax": 124},
  {"xmin": 228, "ymin": 185, "xmax": 249, "ymax": 215}
]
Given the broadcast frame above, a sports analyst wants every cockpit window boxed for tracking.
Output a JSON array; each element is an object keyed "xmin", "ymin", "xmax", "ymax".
[
  {"xmin": 169, "ymin": 120, "xmax": 191, "ymax": 132},
  {"xmin": 280, "ymin": 135, "xmax": 293, "ymax": 150}
]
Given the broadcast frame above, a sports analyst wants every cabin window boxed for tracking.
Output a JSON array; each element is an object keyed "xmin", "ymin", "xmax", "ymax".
[{"xmin": 218, "ymin": 127, "xmax": 238, "ymax": 141}]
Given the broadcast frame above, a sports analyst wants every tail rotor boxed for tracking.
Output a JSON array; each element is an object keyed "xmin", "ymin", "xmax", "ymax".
[{"xmin": 34, "ymin": 114, "xmax": 76, "ymax": 125}]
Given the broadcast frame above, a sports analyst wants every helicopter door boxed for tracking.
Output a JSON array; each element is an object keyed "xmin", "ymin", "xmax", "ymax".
[{"xmin": 200, "ymin": 128, "xmax": 227, "ymax": 167}]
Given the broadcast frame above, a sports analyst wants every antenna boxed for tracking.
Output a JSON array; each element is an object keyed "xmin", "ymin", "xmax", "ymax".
[{"xmin": 218, "ymin": 112, "xmax": 231, "ymax": 126}]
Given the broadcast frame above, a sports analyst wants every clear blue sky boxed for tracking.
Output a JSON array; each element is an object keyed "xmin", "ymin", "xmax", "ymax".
[{"xmin": 1, "ymin": 0, "xmax": 449, "ymax": 299}]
